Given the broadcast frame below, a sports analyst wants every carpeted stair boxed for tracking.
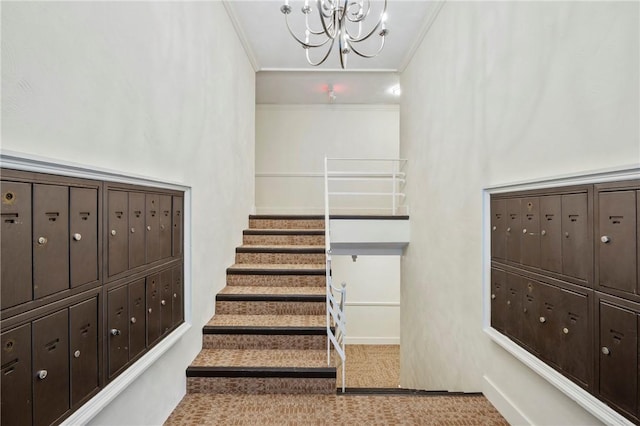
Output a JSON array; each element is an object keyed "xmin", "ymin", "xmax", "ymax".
[{"xmin": 186, "ymin": 215, "xmax": 336, "ymax": 394}]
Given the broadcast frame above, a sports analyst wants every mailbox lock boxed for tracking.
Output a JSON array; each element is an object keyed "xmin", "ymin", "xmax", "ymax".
[
  {"xmin": 73, "ymin": 233, "xmax": 82, "ymax": 241},
  {"xmin": 491, "ymin": 294, "xmax": 496, "ymax": 300},
  {"xmin": 541, "ymin": 230, "xmax": 546, "ymax": 236},
  {"xmin": 36, "ymin": 370, "xmax": 48, "ymax": 380},
  {"xmin": 506, "ymin": 227, "xmax": 511, "ymax": 232},
  {"xmin": 131, "ymin": 317, "xmax": 137, "ymax": 324},
  {"xmin": 161, "ymin": 300, "xmax": 167, "ymax": 306},
  {"xmin": 565, "ymin": 232, "xmax": 570, "ymax": 238},
  {"xmin": 492, "ymin": 226, "xmax": 496, "ymax": 231},
  {"xmin": 506, "ymin": 300, "xmax": 511, "ymax": 306},
  {"xmin": 173, "ymin": 293, "xmax": 178, "ymax": 299},
  {"xmin": 4, "ymin": 192, "xmax": 14, "ymax": 201},
  {"xmin": 562, "ymin": 328, "xmax": 569, "ymax": 334},
  {"xmin": 37, "ymin": 236, "xmax": 47, "ymax": 245},
  {"xmin": 74, "ymin": 350, "xmax": 81, "ymax": 358},
  {"xmin": 131, "ymin": 227, "xmax": 136, "ymax": 233},
  {"xmin": 147, "ymin": 226, "xmax": 152, "ymax": 231},
  {"xmin": 160, "ymin": 224, "xmax": 165, "ymax": 230},
  {"xmin": 539, "ymin": 316, "xmax": 546, "ymax": 323},
  {"xmin": 601, "ymin": 347, "xmax": 611, "ymax": 356},
  {"xmin": 523, "ymin": 308, "xmax": 527, "ymax": 313},
  {"xmin": 600, "ymin": 235, "xmax": 611, "ymax": 244},
  {"xmin": 111, "ymin": 229, "xmax": 117, "ymax": 236},
  {"xmin": 110, "ymin": 328, "xmax": 121, "ymax": 336},
  {"xmin": 148, "ymin": 308, "xmax": 153, "ymax": 313},
  {"xmin": 522, "ymin": 228, "xmax": 527, "ymax": 234}
]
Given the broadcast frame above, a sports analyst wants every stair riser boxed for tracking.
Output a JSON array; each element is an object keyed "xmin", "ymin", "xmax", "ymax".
[
  {"xmin": 203, "ymin": 334, "xmax": 326, "ymax": 350},
  {"xmin": 227, "ymin": 275, "xmax": 325, "ymax": 287},
  {"xmin": 215, "ymin": 301, "xmax": 325, "ymax": 316},
  {"xmin": 187, "ymin": 377, "xmax": 335, "ymax": 394},
  {"xmin": 243, "ymin": 235, "xmax": 325, "ymax": 246},
  {"xmin": 249, "ymin": 219, "xmax": 325, "ymax": 230},
  {"xmin": 236, "ymin": 252, "xmax": 325, "ymax": 264}
]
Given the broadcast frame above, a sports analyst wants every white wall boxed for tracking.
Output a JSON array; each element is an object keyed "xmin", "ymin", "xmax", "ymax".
[
  {"xmin": 255, "ymin": 104, "xmax": 400, "ymax": 214},
  {"xmin": 400, "ymin": 1, "xmax": 638, "ymax": 424},
  {"xmin": 2, "ymin": 2, "xmax": 255, "ymax": 424}
]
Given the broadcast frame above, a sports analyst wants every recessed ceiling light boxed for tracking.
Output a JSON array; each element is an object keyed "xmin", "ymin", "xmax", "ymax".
[{"xmin": 390, "ymin": 85, "xmax": 401, "ymax": 96}]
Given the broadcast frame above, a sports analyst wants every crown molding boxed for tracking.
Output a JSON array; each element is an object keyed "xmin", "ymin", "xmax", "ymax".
[
  {"xmin": 398, "ymin": 0, "xmax": 446, "ymax": 73},
  {"xmin": 256, "ymin": 104, "xmax": 400, "ymax": 112},
  {"xmin": 222, "ymin": 0, "xmax": 259, "ymax": 72}
]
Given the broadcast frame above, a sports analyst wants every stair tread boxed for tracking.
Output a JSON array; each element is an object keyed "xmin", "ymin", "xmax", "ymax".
[
  {"xmin": 190, "ymin": 349, "xmax": 328, "ymax": 368},
  {"xmin": 237, "ymin": 245, "xmax": 326, "ymax": 251},
  {"xmin": 243, "ymin": 229, "xmax": 324, "ymax": 234},
  {"xmin": 228, "ymin": 263, "xmax": 325, "ymax": 270},
  {"xmin": 218, "ymin": 286, "xmax": 325, "ymax": 296},
  {"xmin": 206, "ymin": 314, "xmax": 326, "ymax": 328}
]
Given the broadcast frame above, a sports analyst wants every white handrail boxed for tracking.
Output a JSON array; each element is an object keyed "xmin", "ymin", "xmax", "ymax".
[{"xmin": 325, "ymin": 157, "xmax": 347, "ymax": 392}]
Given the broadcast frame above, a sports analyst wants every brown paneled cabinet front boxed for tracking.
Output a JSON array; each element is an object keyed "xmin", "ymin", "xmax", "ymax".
[
  {"xmin": 491, "ymin": 179, "xmax": 640, "ymax": 423},
  {"xmin": 0, "ymin": 169, "xmax": 185, "ymax": 426}
]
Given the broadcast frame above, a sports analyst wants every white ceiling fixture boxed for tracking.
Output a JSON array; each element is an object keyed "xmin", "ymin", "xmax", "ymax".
[
  {"xmin": 223, "ymin": 0, "xmax": 445, "ymax": 104},
  {"xmin": 279, "ymin": 0, "xmax": 389, "ymax": 69}
]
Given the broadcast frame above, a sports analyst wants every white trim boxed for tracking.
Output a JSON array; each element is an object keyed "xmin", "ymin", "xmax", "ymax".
[
  {"xmin": 345, "ymin": 301, "xmax": 400, "ymax": 307},
  {"xmin": 398, "ymin": 0, "xmax": 447, "ymax": 72},
  {"xmin": 482, "ymin": 375, "xmax": 531, "ymax": 426},
  {"xmin": 256, "ymin": 172, "xmax": 324, "ymax": 178},
  {"xmin": 482, "ymin": 165, "xmax": 640, "ymax": 426},
  {"xmin": 345, "ymin": 337, "xmax": 400, "ymax": 345},
  {"xmin": 0, "ymin": 150, "xmax": 189, "ymax": 191},
  {"xmin": 1, "ymin": 151, "xmax": 194, "ymax": 426},
  {"xmin": 61, "ymin": 323, "xmax": 191, "ymax": 426},
  {"xmin": 256, "ymin": 104, "xmax": 400, "ymax": 112},
  {"xmin": 222, "ymin": 0, "xmax": 259, "ymax": 72}
]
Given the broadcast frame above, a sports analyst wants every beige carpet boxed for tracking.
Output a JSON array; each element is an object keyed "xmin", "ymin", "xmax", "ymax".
[
  {"xmin": 165, "ymin": 393, "xmax": 508, "ymax": 425},
  {"xmin": 342, "ymin": 344, "xmax": 400, "ymax": 388}
]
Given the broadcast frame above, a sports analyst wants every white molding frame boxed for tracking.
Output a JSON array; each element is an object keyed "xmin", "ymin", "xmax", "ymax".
[
  {"xmin": 0, "ymin": 150, "xmax": 194, "ymax": 426},
  {"xmin": 222, "ymin": 0, "xmax": 259, "ymax": 72},
  {"xmin": 482, "ymin": 164, "xmax": 640, "ymax": 426},
  {"xmin": 397, "ymin": 0, "xmax": 447, "ymax": 72},
  {"xmin": 345, "ymin": 336, "xmax": 399, "ymax": 345},
  {"xmin": 345, "ymin": 301, "xmax": 400, "ymax": 307}
]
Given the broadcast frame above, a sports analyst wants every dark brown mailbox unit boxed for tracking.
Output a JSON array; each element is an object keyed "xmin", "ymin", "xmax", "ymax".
[
  {"xmin": 490, "ymin": 179, "xmax": 640, "ymax": 423},
  {"xmin": 1, "ymin": 169, "xmax": 184, "ymax": 426}
]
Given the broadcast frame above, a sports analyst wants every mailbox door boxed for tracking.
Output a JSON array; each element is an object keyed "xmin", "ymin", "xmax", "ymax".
[
  {"xmin": 158, "ymin": 195, "xmax": 172, "ymax": 260},
  {"xmin": 33, "ymin": 309, "xmax": 70, "ymax": 426},
  {"xmin": 160, "ymin": 269, "xmax": 173, "ymax": 334},
  {"xmin": 69, "ymin": 297, "xmax": 99, "ymax": 406},
  {"xmin": 145, "ymin": 194, "xmax": 160, "ymax": 263},
  {"xmin": 505, "ymin": 273, "xmax": 523, "ymax": 343},
  {"xmin": 128, "ymin": 279, "xmax": 147, "ymax": 359},
  {"xmin": 539, "ymin": 195, "xmax": 562, "ymax": 274},
  {"xmin": 70, "ymin": 187, "xmax": 99, "ymax": 288},
  {"xmin": 1, "ymin": 181, "xmax": 32, "ymax": 309},
  {"xmin": 108, "ymin": 191, "xmax": 129, "ymax": 277},
  {"xmin": 598, "ymin": 191, "xmax": 637, "ymax": 294},
  {"xmin": 490, "ymin": 268, "xmax": 506, "ymax": 332},
  {"xmin": 172, "ymin": 266, "xmax": 183, "ymax": 327},
  {"xmin": 33, "ymin": 184, "xmax": 69, "ymax": 299},
  {"xmin": 1, "ymin": 324, "xmax": 32, "ymax": 426},
  {"xmin": 598, "ymin": 301, "xmax": 637, "ymax": 417},
  {"xmin": 172, "ymin": 196, "xmax": 183, "ymax": 257},
  {"xmin": 562, "ymin": 193, "xmax": 590, "ymax": 281},
  {"xmin": 506, "ymin": 199, "xmax": 522, "ymax": 263},
  {"xmin": 128, "ymin": 192, "xmax": 146, "ymax": 269},
  {"xmin": 556, "ymin": 289, "xmax": 590, "ymax": 387},
  {"xmin": 107, "ymin": 286, "xmax": 129, "ymax": 377},
  {"xmin": 521, "ymin": 197, "xmax": 541, "ymax": 268},
  {"xmin": 146, "ymin": 273, "xmax": 161, "ymax": 345},
  {"xmin": 490, "ymin": 199, "xmax": 506, "ymax": 260}
]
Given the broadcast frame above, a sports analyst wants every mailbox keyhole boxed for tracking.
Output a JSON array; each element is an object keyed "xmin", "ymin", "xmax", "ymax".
[
  {"xmin": 609, "ymin": 215, "xmax": 623, "ymax": 225},
  {"xmin": 4, "ymin": 340, "xmax": 14, "ymax": 351},
  {"xmin": 3, "ymin": 192, "xmax": 14, "ymax": 201}
]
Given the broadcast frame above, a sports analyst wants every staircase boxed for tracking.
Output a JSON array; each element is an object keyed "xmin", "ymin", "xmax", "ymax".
[{"xmin": 185, "ymin": 215, "xmax": 336, "ymax": 394}]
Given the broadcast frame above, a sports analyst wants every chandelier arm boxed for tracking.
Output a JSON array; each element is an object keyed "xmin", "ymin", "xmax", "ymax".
[
  {"xmin": 347, "ymin": 34, "xmax": 385, "ymax": 59},
  {"xmin": 316, "ymin": 0, "xmax": 338, "ymax": 39},
  {"xmin": 347, "ymin": 0, "xmax": 386, "ymax": 42},
  {"xmin": 306, "ymin": 37, "xmax": 336, "ymax": 66},
  {"xmin": 285, "ymin": 13, "xmax": 333, "ymax": 48},
  {"xmin": 346, "ymin": 0, "xmax": 370, "ymax": 23},
  {"xmin": 318, "ymin": 0, "xmax": 335, "ymax": 19}
]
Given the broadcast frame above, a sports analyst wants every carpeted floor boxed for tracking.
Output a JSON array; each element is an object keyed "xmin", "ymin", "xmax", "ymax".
[
  {"xmin": 166, "ymin": 345, "xmax": 508, "ymax": 425},
  {"xmin": 164, "ymin": 393, "xmax": 508, "ymax": 425}
]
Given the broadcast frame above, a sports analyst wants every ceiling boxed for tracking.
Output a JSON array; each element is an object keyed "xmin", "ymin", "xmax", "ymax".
[{"xmin": 223, "ymin": 1, "xmax": 443, "ymax": 104}]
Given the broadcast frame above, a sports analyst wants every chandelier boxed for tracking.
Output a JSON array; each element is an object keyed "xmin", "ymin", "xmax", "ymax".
[{"xmin": 280, "ymin": 0, "xmax": 388, "ymax": 69}]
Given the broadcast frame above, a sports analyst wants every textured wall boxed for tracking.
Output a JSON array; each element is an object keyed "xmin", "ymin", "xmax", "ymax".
[
  {"xmin": 2, "ymin": 2, "xmax": 255, "ymax": 424},
  {"xmin": 399, "ymin": 1, "xmax": 638, "ymax": 424}
]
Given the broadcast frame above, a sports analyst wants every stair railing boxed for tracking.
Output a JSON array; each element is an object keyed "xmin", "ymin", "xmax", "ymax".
[{"xmin": 324, "ymin": 157, "xmax": 347, "ymax": 392}]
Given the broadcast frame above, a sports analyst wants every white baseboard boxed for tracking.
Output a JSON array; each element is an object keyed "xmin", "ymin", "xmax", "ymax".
[
  {"xmin": 345, "ymin": 337, "xmax": 400, "ymax": 345},
  {"xmin": 482, "ymin": 375, "xmax": 531, "ymax": 426}
]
